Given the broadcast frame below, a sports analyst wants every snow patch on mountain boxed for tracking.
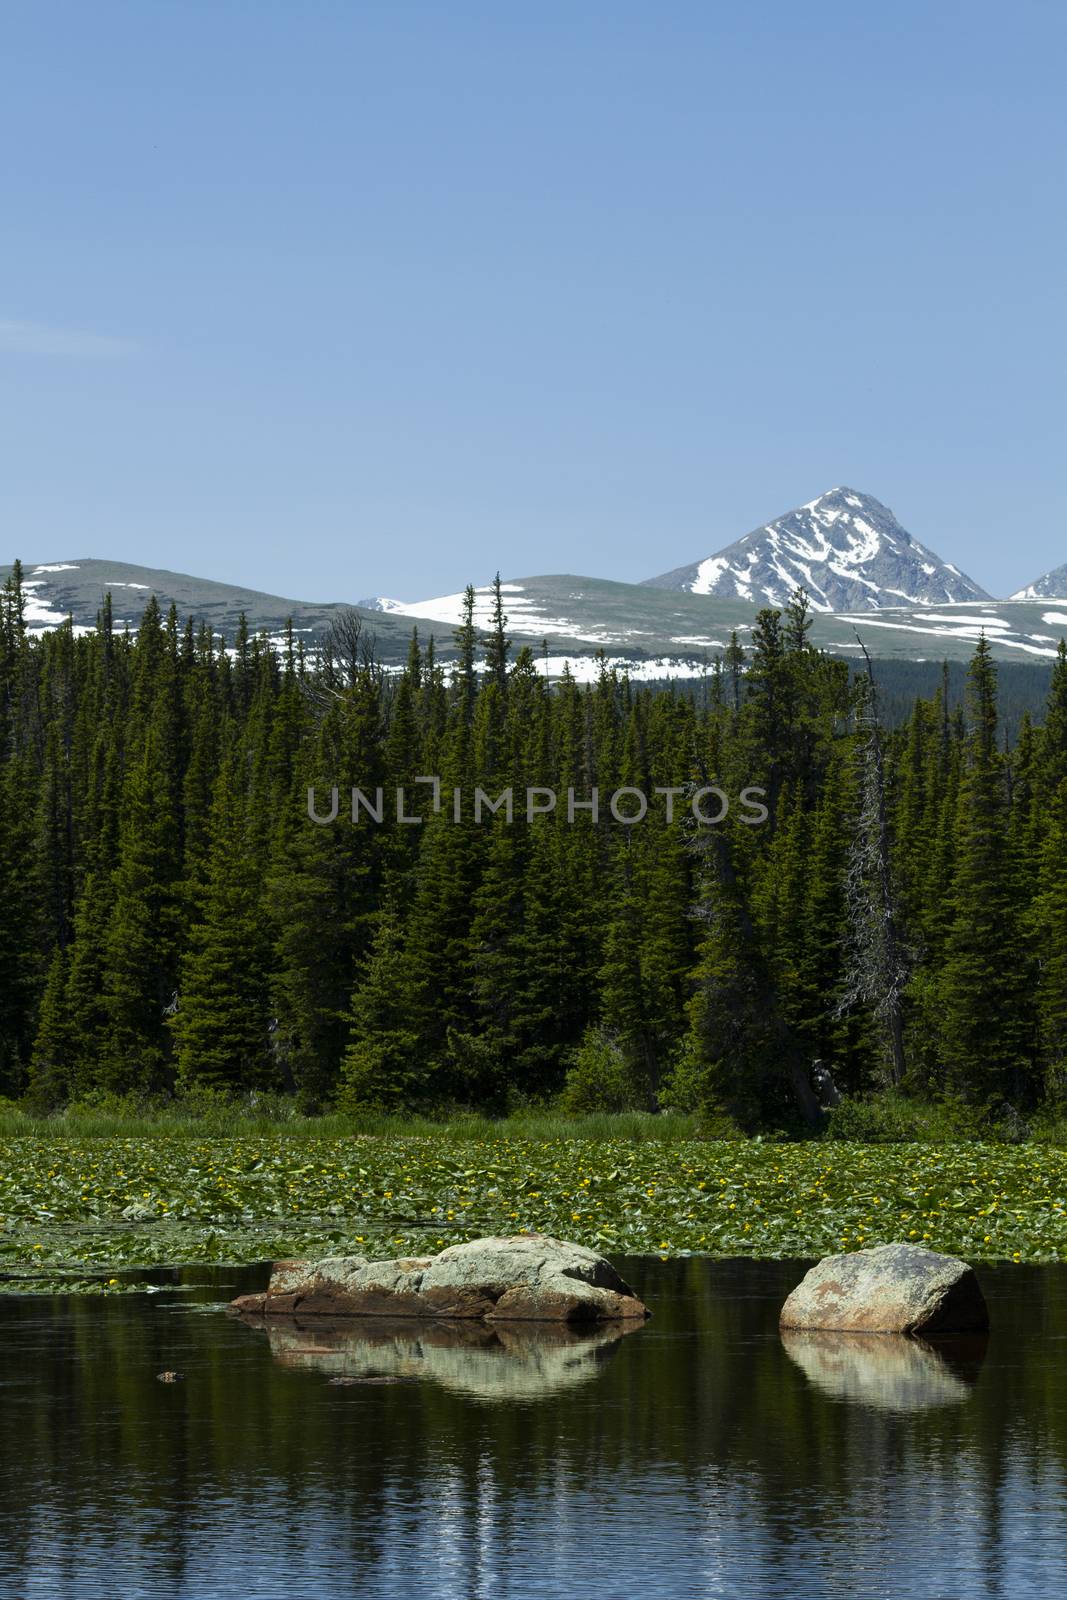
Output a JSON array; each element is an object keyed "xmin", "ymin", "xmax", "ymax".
[
  {"xmin": 690, "ymin": 556, "xmax": 731, "ymax": 595},
  {"xmin": 920, "ymin": 613, "xmax": 1010, "ymax": 629},
  {"xmin": 641, "ymin": 488, "xmax": 991, "ymax": 612},
  {"xmin": 533, "ymin": 654, "xmax": 715, "ymax": 683},
  {"xmin": 21, "ymin": 581, "xmax": 96, "ymax": 635},
  {"xmin": 840, "ymin": 604, "xmax": 1063, "ymax": 658},
  {"xmin": 372, "ymin": 582, "xmax": 604, "ymax": 641}
]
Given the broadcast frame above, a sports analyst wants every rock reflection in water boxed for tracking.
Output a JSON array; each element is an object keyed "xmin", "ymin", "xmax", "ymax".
[
  {"xmin": 781, "ymin": 1327, "xmax": 988, "ymax": 1411},
  {"xmin": 233, "ymin": 1310, "xmax": 643, "ymax": 1401}
]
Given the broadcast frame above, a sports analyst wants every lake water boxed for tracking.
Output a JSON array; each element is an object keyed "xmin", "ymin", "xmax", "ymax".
[{"xmin": 2, "ymin": 1258, "xmax": 1066, "ymax": 1599}]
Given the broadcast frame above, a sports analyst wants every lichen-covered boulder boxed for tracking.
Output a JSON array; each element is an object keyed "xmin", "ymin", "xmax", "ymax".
[
  {"xmin": 779, "ymin": 1243, "xmax": 988, "ymax": 1335},
  {"xmin": 230, "ymin": 1234, "xmax": 649, "ymax": 1324}
]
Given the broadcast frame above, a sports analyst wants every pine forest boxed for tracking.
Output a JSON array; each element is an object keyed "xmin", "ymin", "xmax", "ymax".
[{"xmin": 2, "ymin": 560, "xmax": 1065, "ymax": 1135}]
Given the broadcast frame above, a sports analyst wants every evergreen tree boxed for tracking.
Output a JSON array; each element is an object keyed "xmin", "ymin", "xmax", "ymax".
[
  {"xmin": 667, "ymin": 828, "xmax": 821, "ymax": 1129},
  {"xmin": 838, "ymin": 665, "xmax": 907, "ymax": 1085},
  {"xmin": 1034, "ymin": 779, "xmax": 1067, "ymax": 1101},
  {"xmin": 0, "ymin": 758, "xmax": 39, "ymax": 1095},
  {"xmin": 170, "ymin": 751, "xmax": 273, "ymax": 1092},
  {"xmin": 485, "ymin": 573, "xmax": 510, "ymax": 690},
  {"xmin": 26, "ymin": 947, "xmax": 72, "ymax": 1108},
  {"xmin": 100, "ymin": 724, "xmax": 183, "ymax": 1094},
  {"xmin": 269, "ymin": 666, "xmax": 385, "ymax": 1102},
  {"xmin": 939, "ymin": 638, "xmax": 1037, "ymax": 1108},
  {"xmin": 723, "ymin": 632, "xmax": 745, "ymax": 715},
  {"xmin": 341, "ymin": 907, "xmax": 430, "ymax": 1109}
]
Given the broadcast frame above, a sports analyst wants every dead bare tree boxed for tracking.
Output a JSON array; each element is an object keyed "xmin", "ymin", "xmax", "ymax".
[
  {"xmin": 322, "ymin": 608, "xmax": 370, "ymax": 687},
  {"xmin": 837, "ymin": 636, "xmax": 908, "ymax": 1086},
  {"xmin": 303, "ymin": 608, "xmax": 381, "ymax": 707}
]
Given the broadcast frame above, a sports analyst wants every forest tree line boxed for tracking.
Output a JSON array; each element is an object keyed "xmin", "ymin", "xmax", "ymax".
[{"xmin": 1, "ymin": 560, "xmax": 1065, "ymax": 1129}]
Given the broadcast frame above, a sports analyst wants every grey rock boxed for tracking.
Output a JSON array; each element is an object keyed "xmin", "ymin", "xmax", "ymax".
[
  {"xmin": 230, "ymin": 1234, "xmax": 649, "ymax": 1324},
  {"xmin": 779, "ymin": 1243, "xmax": 988, "ymax": 1335}
]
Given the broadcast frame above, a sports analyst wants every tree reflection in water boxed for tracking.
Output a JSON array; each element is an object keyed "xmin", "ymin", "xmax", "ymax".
[{"xmin": 0, "ymin": 1258, "xmax": 1065, "ymax": 1599}]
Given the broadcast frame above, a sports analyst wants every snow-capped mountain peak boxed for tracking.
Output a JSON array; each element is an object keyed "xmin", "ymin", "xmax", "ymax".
[
  {"xmin": 641, "ymin": 488, "xmax": 991, "ymax": 612},
  {"xmin": 355, "ymin": 596, "xmax": 412, "ymax": 615},
  {"xmin": 1011, "ymin": 561, "xmax": 1067, "ymax": 601}
]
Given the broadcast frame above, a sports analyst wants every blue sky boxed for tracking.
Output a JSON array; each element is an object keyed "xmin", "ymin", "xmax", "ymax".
[{"xmin": 2, "ymin": 1, "xmax": 1064, "ymax": 601}]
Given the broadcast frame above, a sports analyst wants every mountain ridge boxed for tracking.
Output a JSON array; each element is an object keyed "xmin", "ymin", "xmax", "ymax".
[{"xmin": 4, "ymin": 558, "xmax": 1066, "ymax": 674}]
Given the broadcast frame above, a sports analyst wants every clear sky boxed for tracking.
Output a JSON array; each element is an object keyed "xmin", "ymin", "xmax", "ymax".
[{"xmin": 3, "ymin": 1, "xmax": 1065, "ymax": 602}]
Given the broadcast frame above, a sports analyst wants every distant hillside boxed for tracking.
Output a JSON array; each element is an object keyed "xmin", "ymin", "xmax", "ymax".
[
  {"xmin": 319, "ymin": 571, "xmax": 1067, "ymax": 668},
  {"xmin": 2, "ymin": 557, "xmax": 431, "ymax": 660},
  {"xmin": 4, "ymin": 556, "xmax": 1066, "ymax": 675}
]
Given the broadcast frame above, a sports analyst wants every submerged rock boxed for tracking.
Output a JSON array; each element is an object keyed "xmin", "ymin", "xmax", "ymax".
[
  {"xmin": 779, "ymin": 1243, "xmax": 988, "ymax": 1336},
  {"xmin": 230, "ymin": 1234, "xmax": 650, "ymax": 1324},
  {"xmin": 781, "ymin": 1328, "xmax": 987, "ymax": 1411}
]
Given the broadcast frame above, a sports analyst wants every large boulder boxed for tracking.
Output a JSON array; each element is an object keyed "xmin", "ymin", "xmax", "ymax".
[
  {"xmin": 779, "ymin": 1243, "xmax": 988, "ymax": 1336},
  {"xmin": 230, "ymin": 1234, "xmax": 649, "ymax": 1324}
]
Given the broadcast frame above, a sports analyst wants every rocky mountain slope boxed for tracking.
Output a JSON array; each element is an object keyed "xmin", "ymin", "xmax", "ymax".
[
  {"xmin": 1012, "ymin": 562, "xmax": 1067, "ymax": 600},
  {"xmin": 640, "ymin": 488, "xmax": 990, "ymax": 612}
]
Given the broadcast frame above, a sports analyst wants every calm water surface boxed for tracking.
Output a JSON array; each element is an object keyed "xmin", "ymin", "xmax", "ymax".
[{"xmin": 1, "ymin": 1258, "xmax": 1066, "ymax": 1599}]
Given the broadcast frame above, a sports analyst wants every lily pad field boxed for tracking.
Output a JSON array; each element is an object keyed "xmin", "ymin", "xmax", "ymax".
[{"xmin": 2, "ymin": 1135, "xmax": 1066, "ymax": 1287}]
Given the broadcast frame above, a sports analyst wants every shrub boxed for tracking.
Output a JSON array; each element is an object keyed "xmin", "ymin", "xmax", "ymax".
[
  {"xmin": 822, "ymin": 1093, "xmax": 925, "ymax": 1143},
  {"xmin": 821, "ymin": 1089, "xmax": 1039, "ymax": 1143},
  {"xmin": 560, "ymin": 1030, "xmax": 649, "ymax": 1115}
]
